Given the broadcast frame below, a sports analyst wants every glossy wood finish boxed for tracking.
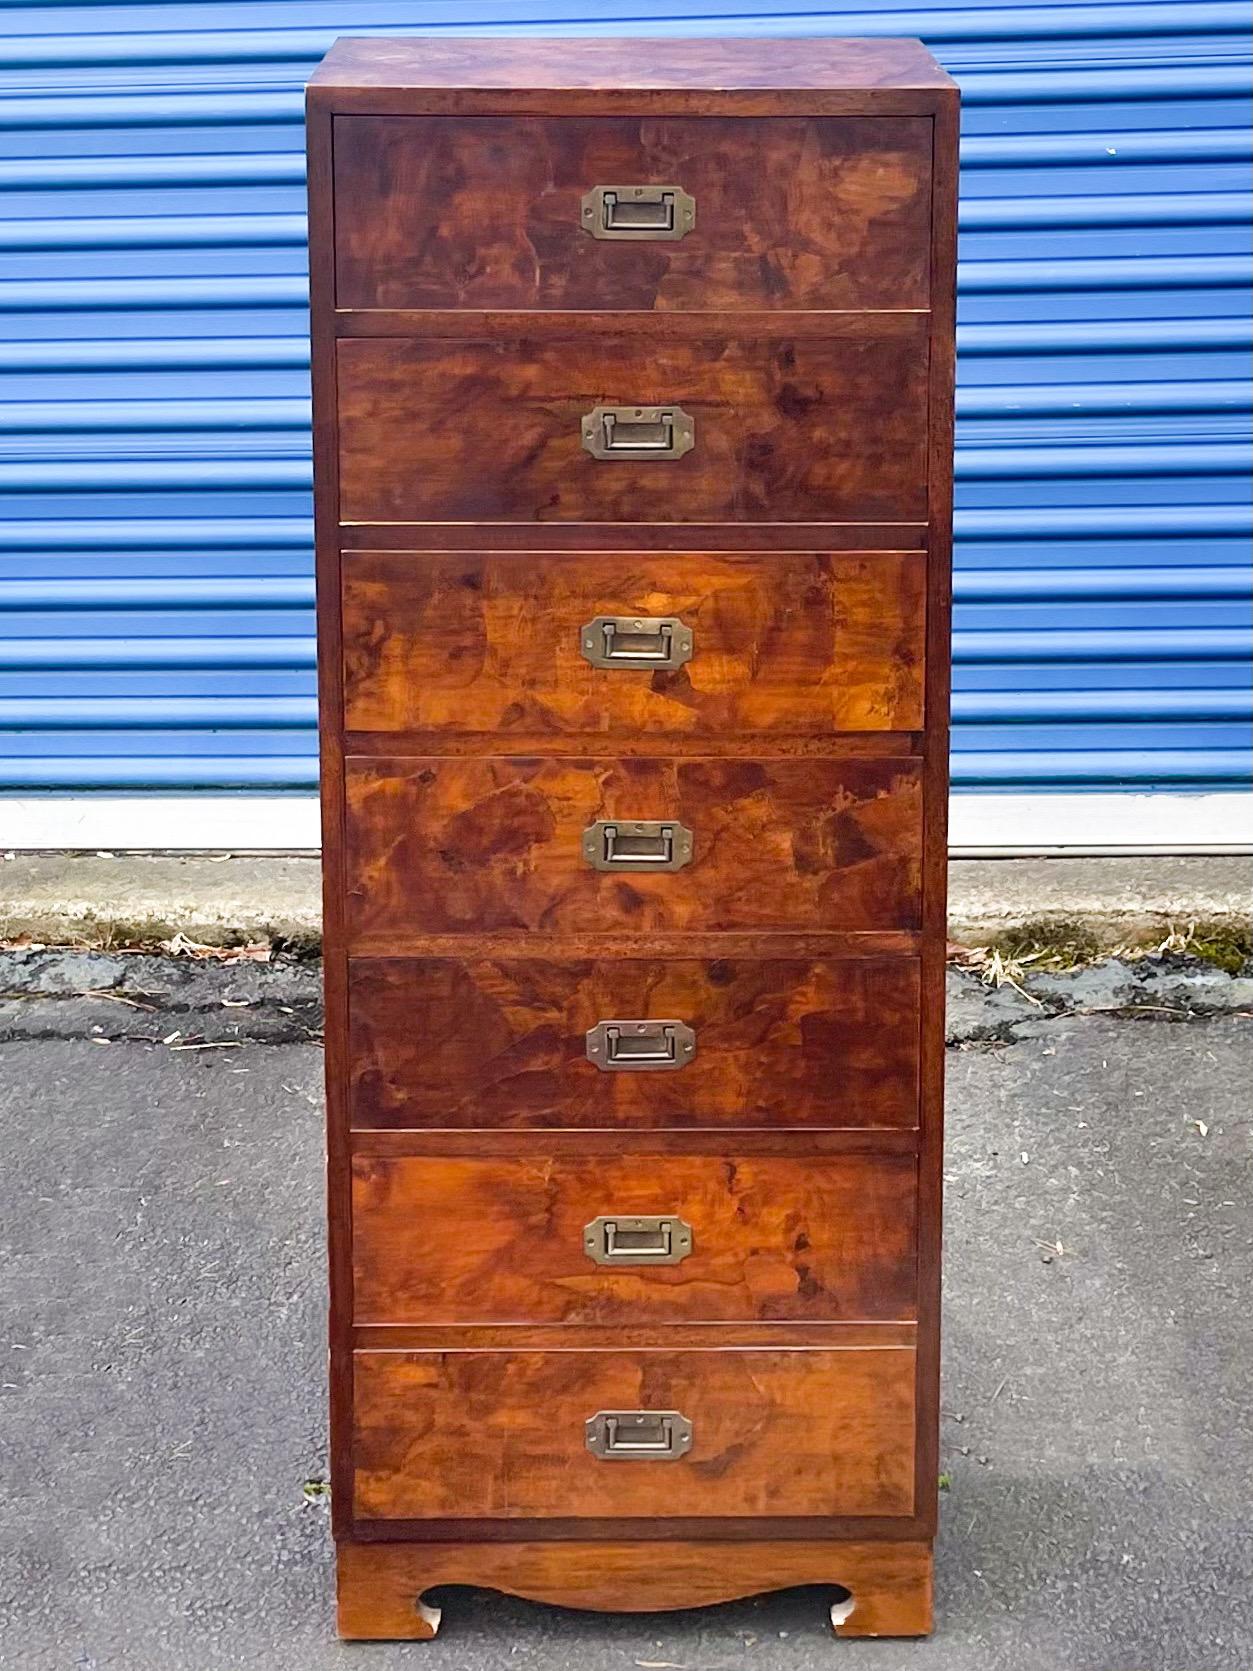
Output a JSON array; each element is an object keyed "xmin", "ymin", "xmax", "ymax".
[
  {"xmin": 334, "ymin": 115, "xmax": 932, "ymax": 312},
  {"xmin": 337, "ymin": 1537, "xmax": 934, "ymax": 1639},
  {"xmin": 348, "ymin": 955, "xmax": 921, "ymax": 1129},
  {"xmin": 344, "ymin": 756, "xmax": 922, "ymax": 940},
  {"xmin": 336, "ymin": 324, "xmax": 929, "ymax": 525},
  {"xmin": 351, "ymin": 1151, "xmax": 917, "ymax": 1323},
  {"xmin": 311, "ymin": 34, "xmax": 957, "ymax": 1640},
  {"xmin": 353, "ymin": 1347, "xmax": 915, "ymax": 1521},
  {"xmin": 342, "ymin": 549, "xmax": 925, "ymax": 736}
]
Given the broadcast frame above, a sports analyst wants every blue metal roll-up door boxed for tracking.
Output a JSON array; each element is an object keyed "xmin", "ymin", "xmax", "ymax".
[{"xmin": 0, "ymin": 3, "xmax": 1249, "ymax": 834}]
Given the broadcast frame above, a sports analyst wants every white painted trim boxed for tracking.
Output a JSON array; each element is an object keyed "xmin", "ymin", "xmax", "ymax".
[
  {"xmin": 947, "ymin": 792, "xmax": 1251, "ymax": 857},
  {"xmin": 0, "ymin": 795, "xmax": 322, "ymax": 853},
  {"xmin": 0, "ymin": 791, "xmax": 1248, "ymax": 857}
]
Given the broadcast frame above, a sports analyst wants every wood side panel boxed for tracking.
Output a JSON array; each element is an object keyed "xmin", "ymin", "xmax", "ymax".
[
  {"xmin": 305, "ymin": 92, "xmax": 359, "ymax": 1542},
  {"xmin": 351, "ymin": 1152, "xmax": 917, "ymax": 1324},
  {"xmin": 333, "ymin": 115, "xmax": 932, "ymax": 311},
  {"xmin": 352, "ymin": 1348, "xmax": 916, "ymax": 1521},
  {"xmin": 348, "ymin": 956, "xmax": 920, "ymax": 1129},
  {"xmin": 342, "ymin": 549, "xmax": 925, "ymax": 736},
  {"xmin": 914, "ymin": 88, "xmax": 960, "ymax": 1544},
  {"xmin": 336, "ymin": 327, "xmax": 929, "ymax": 525},
  {"xmin": 344, "ymin": 756, "xmax": 923, "ymax": 939},
  {"xmin": 336, "ymin": 1536, "xmax": 933, "ymax": 1639}
]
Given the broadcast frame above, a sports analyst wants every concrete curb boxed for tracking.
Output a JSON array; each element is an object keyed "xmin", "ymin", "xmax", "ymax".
[{"xmin": 0, "ymin": 852, "xmax": 1249, "ymax": 953}]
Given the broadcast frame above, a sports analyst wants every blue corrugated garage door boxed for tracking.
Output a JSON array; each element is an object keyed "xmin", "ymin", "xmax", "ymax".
[{"xmin": 0, "ymin": 2, "xmax": 1249, "ymax": 848}]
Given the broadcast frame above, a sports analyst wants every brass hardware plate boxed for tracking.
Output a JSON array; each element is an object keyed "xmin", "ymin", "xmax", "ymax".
[
  {"xmin": 585, "ymin": 1410, "xmax": 694, "ymax": 1460},
  {"xmin": 582, "ymin": 820, "xmax": 693, "ymax": 872},
  {"xmin": 583, "ymin": 1214, "xmax": 694, "ymax": 1266},
  {"xmin": 580, "ymin": 184, "xmax": 695, "ymax": 241},
  {"xmin": 580, "ymin": 615, "xmax": 694, "ymax": 671},
  {"xmin": 585, "ymin": 1019, "xmax": 697, "ymax": 1072},
  {"xmin": 581, "ymin": 405, "xmax": 695, "ymax": 462}
]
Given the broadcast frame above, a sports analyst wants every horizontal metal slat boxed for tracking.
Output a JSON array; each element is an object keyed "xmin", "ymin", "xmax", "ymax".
[
  {"xmin": 0, "ymin": 338, "xmax": 311, "ymax": 372},
  {"xmin": 5, "ymin": 690, "xmax": 1246, "ymax": 732},
  {"xmin": 958, "ymin": 319, "xmax": 1252, "ymax": 355},
  {"xmin": 957, "ymin": 506, "xmax": 1253, "ymax": 540},
  {"xmin": 0, "ymin": 518, "xmax": 312, "ymax": 550},
  {"xmin": 3, "ymin": 6, "xmax": 1247, "ymax": 66},
  {"xmin": 0, "ymin": 636, "xmax": 315, "ymax": 669},
  {"xmin": 3, "ymin": 443, "xmax": 1246, "ymax": 491},
  {"xmin": 0, "ymin": 275, "xmax": 308, "ymax": 311},
  {"xmin": 951, "ymin": 749, "xmax": 1251, "ymax": 785},
  {"xmin": 953, "ymin": 628, "xmax": 1252, "ymax": 663},
  {"xmin": 952, "ymin": 689, "xmax": 1253, "ymax": 722},
  {"xmin": 8, "ymin": 323, "xmax": 1247, "ymax": 376},
  {"xmin": 957, "ymin": 380, "xmax": 1250, "ymax": 417},
  {"xmin": 0, "ymin": 398, "xmax": 310, "ymax": 433},
  {"xmin": 0, "ymin": 128, "xmax": 1246, "ymax": 194},
  {"xmin": 958, "ymin": 253, "xmax": 1252, "ymax": 292},
  {"xmin": 0, "ymin": 212, "xmax": 307, "ymax": 251},
  {"xmin": 960, "ymin": 190, "xmax": 1252, "ymax": 230},
  {"xmin": 5, "ymin": 192, "xmax": 1247, "ymax": 250},
  {"xmin": 3, "ymin": 566, "xmax": 1241, "ymax": 613}
]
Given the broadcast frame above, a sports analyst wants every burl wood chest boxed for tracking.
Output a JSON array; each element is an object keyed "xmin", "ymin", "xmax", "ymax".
[{"xmin": 308, "ymin": 35, "xmax": 957, "ymax": 1641}]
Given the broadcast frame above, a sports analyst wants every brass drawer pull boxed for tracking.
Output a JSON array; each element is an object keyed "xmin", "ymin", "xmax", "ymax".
[
  {"xmin": 581, "ymin": 405, "xmax": 695, "ymax": 461},
  {"xmin": 581, "ymin": 615, "xmax": 694, "ymax": 671},
  {"xmin": 584, "ymin": 1214, "xmax": 693, "ymax": 1265},
  {"xmin": 582, "ymin": 819, "xmax": 693, "ymax": 872},
  {"xmin": 586, "ymin": 1019, "xmax": 696, "ymax": 1072},
  {"xmin": 580, "ymin": 184, "xmax": 695, "ymax": 241},
  {"xmin": 585, "ymin": 1410, "xmax": 693, "ymax": 1460}
]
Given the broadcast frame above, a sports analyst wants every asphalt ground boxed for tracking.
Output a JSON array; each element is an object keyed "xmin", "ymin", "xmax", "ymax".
[{"xmin": 2, "ymin": 1007, "xmax": 1251, "ymax": 1670}]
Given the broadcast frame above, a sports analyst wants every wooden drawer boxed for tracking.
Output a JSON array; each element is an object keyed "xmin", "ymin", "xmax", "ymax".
[
  {"xmin": 348, "ymin": 956, "xmax": 920, "ymax": 1129},
  {"xmin": 345, "ymin": 755, "xmax": 922, "ymax": 942},
  {"xmin": 336, "ymin": 325, "xmax": 928, "ymax": 525},
  {"xmin": 353, "ymin": 1347, "xmax": 916, "ymax": 1521},
  {"xmin": 352, "ymin": 1152, "xmax": 917, "ymax": 1325},
  {"xmin": 342, "ymin": 549, "xmax": 925, "ymax": 737},
  {"xmin": 332, "ymin": 115, "xmax": 933, "ymax": 312}
]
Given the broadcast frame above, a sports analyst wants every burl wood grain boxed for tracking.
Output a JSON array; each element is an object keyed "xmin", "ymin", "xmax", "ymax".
[
  {"xmin": 333, "ymin": 116, "xmax": 932, "ymax": 311},
  {"xmin": 352, "ymin": 1348, "xmax": 916, "ymax": 1520},
  {"xmin": 335, "ymin": 325, "xmax": 929, "ymax": 525},
  {"xmin": 347, "ymin": 956, "xmax": 921, "ymax": 1129},
  {"xmin": 342, "ymin": 550, "xmax": 925, "ymax": 736},
  {"xmin": 351, "ymin": 1152, "xmax": 917, "ymax": 1324},
  {"xmin": 344, "ymin": 756, "xmax": 922, "ymax": 941},
  {"xmin": 336, "ymin": 1536, "xmax": 934, "ymax": 1640}
]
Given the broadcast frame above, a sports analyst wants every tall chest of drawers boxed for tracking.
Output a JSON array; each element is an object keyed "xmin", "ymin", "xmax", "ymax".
[{"xmin": 308, "ymin": 35, "xmax": 958, "ymax": 1642}]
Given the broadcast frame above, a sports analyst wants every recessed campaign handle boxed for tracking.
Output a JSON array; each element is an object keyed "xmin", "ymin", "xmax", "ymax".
[
  {"xmin": 583, "ymin": 1215, "xmax": 694, "ymax": 1266},
  {"xmin": 581, "ymin": 820, "xmax": 693, "ymax": 872},
  {"xmin": 580, "ymin": 616, "xmax": 694, "ymax": 671},
  {"xmin": 580, "ymin": 184, "xmax": 696, "ymax": 241},
  {"xmin": 581, "ymin": 406, "xmax": 695, "ymax": 461},
  {"xmin": 585, "ymin": 1410, "xmax": 694, "ymax": 1460},
  {"xmin": 585, "ymin": 1020, "xmax": 697, "ymax": 1072}
]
